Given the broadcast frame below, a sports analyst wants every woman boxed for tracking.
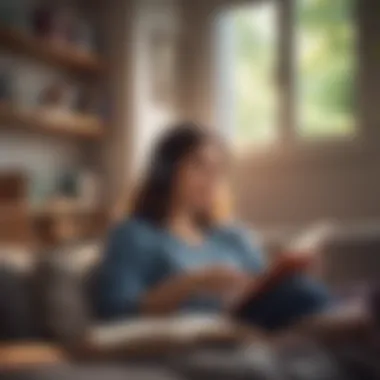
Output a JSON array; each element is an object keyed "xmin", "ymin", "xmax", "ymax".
[{"xmin": 95, "ymin": 123, "xmax": 331, "ymax": 330}]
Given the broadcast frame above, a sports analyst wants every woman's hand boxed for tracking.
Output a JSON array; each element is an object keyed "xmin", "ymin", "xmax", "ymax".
[
  {"xmin": 281, "ymin": 223, "xmax": 332, "ymax": 275},
  {"xmin": 141, "ymin": 266, "xmax": 251, "ymax": 315},
  {"xmin": 192, "ymin": 266, "xmax": 251, "ymax": 295}
]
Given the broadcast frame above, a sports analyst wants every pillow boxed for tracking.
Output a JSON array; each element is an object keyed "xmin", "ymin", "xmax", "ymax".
[
  {"xmin": 52, "ymin": 240, "xmax": 103, "ymax": 278},
  {"xmin": 32, "ymin": 253, "xmax": 91, "ymax": 345},
  {"xmin": 87, "ymin": 315, "xmax": 252, "ymax": 356},
  {"xmin": 0, "ymin": 265, "xmax": 37, "ymax": 341},
  {"xmin": 0, "ymin": 246, "xmax": 36, "ymax": 275}
]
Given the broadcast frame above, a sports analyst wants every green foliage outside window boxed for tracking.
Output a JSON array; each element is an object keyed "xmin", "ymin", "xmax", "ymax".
[{"xmin": 231, "ymin": 0, "xmax": 355, "ymax": 145}]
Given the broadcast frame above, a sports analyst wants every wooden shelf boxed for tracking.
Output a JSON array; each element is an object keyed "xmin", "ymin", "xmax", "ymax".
[
  {"xmin": 31, "ymin": 203, "xmax": 108, "ymax": 246},
  {"xmin": 0, "ymin": 201, "xmax": 108, "ymax": 247},
  {"xmin": 31, "ymin": 203, "xmax": 104, "ymax": 219},
  {"xmin": 0, "ymin": 27, "xmax": 105, "ymax": 75},
  {"xmin": 0, "ymin": 102, "xmax": 106, "ymax": 140}
]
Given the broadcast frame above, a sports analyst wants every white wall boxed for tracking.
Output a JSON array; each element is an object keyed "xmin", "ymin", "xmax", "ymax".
[{"xmin": 131, "ymin": 0, "xmax": 181, "ymax": 176}]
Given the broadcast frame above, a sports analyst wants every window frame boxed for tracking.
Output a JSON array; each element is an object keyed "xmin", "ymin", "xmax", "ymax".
[{"xmin": 215, "ymin": 0, "xmax": 361, "ymax": 156}]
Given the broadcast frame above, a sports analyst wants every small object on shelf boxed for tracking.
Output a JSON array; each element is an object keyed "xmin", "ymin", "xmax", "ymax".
[
  {"xmin": 32, "ymin": 6, "xmax": 98, "ymax": 54},
  {"xmin": 29, "ymin": 173, "xmax": 53, "ymax": 209},
  {"xmin": 31, "ymin": 197, "xmax": 106, "ymax": 246},
  {"xmin": 54, "ymin": 168, "xmax": 101, "ymax": 210},
  {"xmin": 50, "ymin": 6, "xmax": 77, "ymax": 45},
  {"xmin": 76, "ymin": 84, "xmax": 110, "ymax": 122},
  {"xmin": 0, "ymin": 172, "xmax": 27, "ymax": 203},
  {"xmin": 39, "ymin": 80, "xmax": 78, "ymax": 111},
  {"xmin": 0, "ymin": 202, "xmax": 36, "ymax": 247},
  {"xmin": 12, "ymin": 63, "xmax": 47, "ymax": 109},
  {"xmin": 0, "ymin": 172, "xmax": 35, "ymax": 246},
  {"xmin": 39, "ymin": 81, "xmax": 65, "ymax": 106},
  {"xmin": 56, "ymin": 169, "xmax": 80, "ymax": 198},
  {"xmin": 76, "ymin": 85, "xmax": 99, "ymax": 114},
  {"xmin": 74, "ymin": 18, "xmax": 95, "ymax": 53},
  {"xmin": 33, "ymin": 5, "xmax": 53, "ymax": 38},
  {"xmin": 33, "ymin": 5, "xmax": 76, "ymax": 45},
  {"xmin": 78, "ymin": 170, "xmax": 101, "ymax": 209}
]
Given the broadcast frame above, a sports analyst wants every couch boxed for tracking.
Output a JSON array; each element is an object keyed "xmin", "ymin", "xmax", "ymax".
[{"xmin": 0, "ymin": 223, "xmax": 379, "ymax": 379}]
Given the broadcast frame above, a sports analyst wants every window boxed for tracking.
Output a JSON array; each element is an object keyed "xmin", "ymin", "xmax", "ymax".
[
  {"xmin": 297, "ymin": 0, "xmax": 356, "ymax": 138},
  {"xmin": 217, "ymin": 0, "xmax": 356, "ymax": 148},
  {"xmin": 231, "ymin": 2, "xmax": 278, "ymax": 146}
]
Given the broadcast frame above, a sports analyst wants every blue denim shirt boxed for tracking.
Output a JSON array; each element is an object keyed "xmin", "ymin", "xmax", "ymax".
[
  {"xmin": 95, "ymin": 218, "xmax": 330, "ymax": 329},
  {"xmin": 95, "ymin": 218, "xmax": 265, "ymax": 319}
]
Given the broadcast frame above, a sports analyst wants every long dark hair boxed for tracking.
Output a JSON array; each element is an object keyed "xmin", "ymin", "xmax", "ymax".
[{"xmin": 131, "ymin": 122, "xmax": 221, "ymax": 226}]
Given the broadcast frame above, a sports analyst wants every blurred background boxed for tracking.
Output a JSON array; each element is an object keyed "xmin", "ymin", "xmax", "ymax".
[
  {"xmin": 1, "ymin": 0, "xmax": 380, "ymax": 373},
  {"xmin": 0, "ymin": 0, "xmax": 379, "ymax": 285}
]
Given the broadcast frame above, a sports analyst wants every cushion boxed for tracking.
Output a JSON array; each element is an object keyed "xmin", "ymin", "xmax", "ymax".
[
  {"xmin": 32, "ymin": 253, "xmax": 91, "ymax": 344},
  {"xmin": 85, "ymin": 315, "xmax": 259, "ymax": 359},
  {"xmin": 0, "ymin": 265, "xmax": 37, "ymax": 341},
  {"xmin": 0, "ymin": 246, "xmax": 36, "ymax": 275}
]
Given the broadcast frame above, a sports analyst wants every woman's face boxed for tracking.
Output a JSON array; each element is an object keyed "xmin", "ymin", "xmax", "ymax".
[{"xmin": 173, "ymin": 142, "xmax": 226, "ymax": 217}]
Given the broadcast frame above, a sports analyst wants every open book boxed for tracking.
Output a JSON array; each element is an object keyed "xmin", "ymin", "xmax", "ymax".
[
  {"xmin": 230, "ymin": 223, "xmax": 336, "ymax": 315},
  {"xmin": 285, "ymin": 222, "xmax": 336, "ymax": 254}
]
